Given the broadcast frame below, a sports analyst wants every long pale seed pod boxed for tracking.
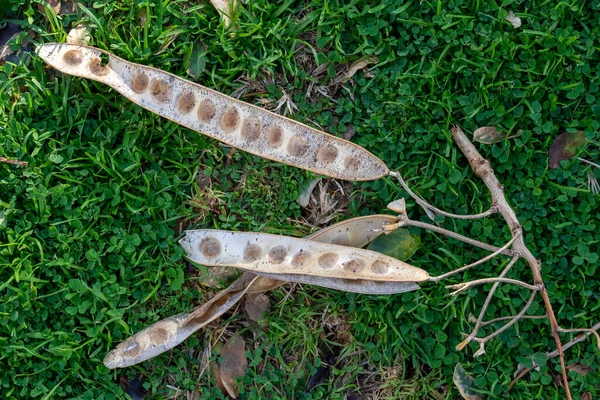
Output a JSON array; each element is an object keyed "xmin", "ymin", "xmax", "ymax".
[
  {"xmin": 36, "ymin": 43, "xmax": 389, "ymax": 181},
  {"xmin": 103, "ymin": 273, "xmax": 260, "ymax": 369},
  {"xmin": 179, "ymin": 230, "xmax": 429, "ymax": 282}
]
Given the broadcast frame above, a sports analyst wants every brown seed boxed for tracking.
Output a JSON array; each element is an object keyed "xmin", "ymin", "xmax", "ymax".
[
  {"xmin": 287, "ymin": 135, "xmax": 309, "ymax": 157},
  {"xmin": 370, "ymin": 261, "xmax": 389, "ymax": 275},
  {"xmin": 343, "ymin": 259, "xmax": 364, "ymax": 273},
  {"xmin": 241, "ymin": 117, "xmax": 262, "ymax": 142},
  {"xmin": 243, "ymin": 243, "xmax": 262, "ymax": 262},
  {"xmin": 148, "ymin": 327, "xmax": 169, "ymax": 344},
  {"xmin": 63, "ymin": 50, "xmax": 83, "ymax": 66},
  {"xmin": 123, "ymin": 339, "xmax": 142, "ymax": 357},
  {"xmin": 265, "ymin": 125, "xmax": 284, "ymax": 148},
  {"xmin": 332, "ymin": 233, "xmax": 349, "ymax": 246},
  {"xmin": 131, "ymin": 73, "xmax": 149, "ymax": 94},
  {"xmin": 291, "ymin": 251, "xmax": 311, "ymax": 268},
  {"xmin": 177, "ymin": 92, "xmax": 196, "ymax": 114},
  {"xmin": 317, "ymin": 143, "xmax": 338, "ymax": 164},
  {"xmin": 268, "ymin": 245, "xmax": 287, "ymax": 264},
  {"xmin": 318, "ymin": 252, "xmax": 338, "ymax": 269},
  {"xmin": 198, "ymin": 99, "xmax": 216, "ymax": 122},
  {"xmin": 344, "ymin": 155, "xmax": 362, "ymax": 172},
  {"xmin": 200, "ymin": 237, "xmax": 221, "ymax": 257},
  {"xmin": 88, "ymin": 57, "xmax": 110, "ymax": 76},
  {"xmin": 150, "ymin": 78, "xmax": 172, "ymax": 103},
  {"xmin": 220, "ymin": 107, "xmax": 240, "ymax": 133}
]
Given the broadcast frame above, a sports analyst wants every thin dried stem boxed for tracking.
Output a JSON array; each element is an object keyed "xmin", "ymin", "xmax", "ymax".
[
  {"xmin": 446, "ymin": 278, "xmax": 540, "ymax": 294},
  {"xmin": 479, "ymin": 314, "xmax": 547, "ymax": 328},
  {"xmin": 430, "ymin": 233, "xmax": 521, "ymax": 282},
  {"xmin": 0, "ymin": 156, "xmax": 28, "ymax": 167},
  {"xmin": 396, "ymin": 218, "xmax": 514, "ymax": 256},
  {"xmin": 548, "ymin": 321, "xmax": 600, "ymax": 358},
  {"xmin": 389, "ymin": 170, "xmax": 497, "ymax": 220},
  {"xmin": 557, "ymin": 327, "xmax": 600, "ymax": 350},
  {"xmin": 578, "ymin": 157, "xmax": 600, "ymax": 169}
]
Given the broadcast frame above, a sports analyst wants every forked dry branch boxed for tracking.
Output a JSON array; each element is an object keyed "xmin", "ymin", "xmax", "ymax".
[{"xmin": 37, "ymin": 43, "xmax": 598, "ymax": 397}]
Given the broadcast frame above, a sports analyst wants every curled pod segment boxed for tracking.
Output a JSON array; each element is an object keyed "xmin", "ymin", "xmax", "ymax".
[
  {"xmin": 36, "ymin": 43, "xmax": 389, "ymax": 181},
  {"xmin": 179, "ymin": 230, "xmax": 429, "ymax": 282}
]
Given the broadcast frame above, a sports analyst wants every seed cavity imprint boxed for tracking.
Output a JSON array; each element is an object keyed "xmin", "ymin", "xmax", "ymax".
[
  {"xmin": 268, "ymin": 245, "xmax": 287, "ymax": 264},
  {"xmin": 63, "ymin": 50, "xmax": 83, "ymax": 66},
  {"xmin": 131, "ymin": 73, "xmax": 149, "ymax": 94},
  {"xmin": 343, "ymin": 259, "xmax": 365, "ymax": 273},
  {"xmin": 265, "ymin": 126, "xmax": 284, "ymax": 148},
  {"xmin": 317, "ymin": 143, "xmax": 338, "ymax": 164},
  {"xmin": 291, "ymin": 251, "xmax": 311, "ymax": 268},
  {"xmin": 318, "ymin": 252, "xmax": 338, "ymax": 269},
  {"xmin": 150, "ymin": 78, "xmax": 172, "ymax": 103},
  {"xmin": 344, "ymin": 155, "xmax": 362, "ymax": 172},
  {"xmin": 149, "ymin": 327, "xmax": 170, "ymax": 345},
  {"xmin": 200, "ymin": 237, "xmax": 221, "ymax": 257},
  {"xmin": 241, "ymin": 117, "xmax": 262, "ymax": 142},
  {"xmin": 198, "ymin": 99, "xmax": 216, "ymax": 122},
  {"xmin": 243, "ymin": 243, "xmax": 262, "ymax": 262},
  {"xmin": 287, "ymin": 135, "xmax": 309, "ymax": 157},
  {"xmin": 177, "ymin": 92, "xmax": 196, "ymax": 114},
  {"xmin": 221, "ymin": 107, "xmax": 240, "ymax": 133},
  {"xmin": 89, "ymin": 57, "xmax": 110, "ymax": 76},
  {"xmin": 370, "ymin": 261, "xmax": 389, "ymax": 275}
]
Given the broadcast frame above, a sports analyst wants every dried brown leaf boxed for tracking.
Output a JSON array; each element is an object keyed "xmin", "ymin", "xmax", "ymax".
[
  {"xmin": 220, "ymin": 336, "xmax": 247, "ymax": 399},
  {"xmin": 453, "ymin": 363, "xmax": 483, "ymax": 400},
  {"xmin": 341, "ymin": 56, "xmax": 378, "ymax": 82},
  {"xmin": 567, "ymin": 363, "xmax": 592, "ymax": 376},
  {"xmin": 549, "ymin": 131, "xmax": 587, "ymax": 169},
  {"xmin": 38, "ymin": 0, "xmax": 61, "ymax": 18},
  {"xmin": 581, "ymin": 392, "xmax": 592, "ymax": 400},
  {"xmin": 210, "ymin": 0, "xmax": 238, "ymax": 28},
  {"xmin": 243, "ymin": 293, "xmax": 270, "ymax": 323}
]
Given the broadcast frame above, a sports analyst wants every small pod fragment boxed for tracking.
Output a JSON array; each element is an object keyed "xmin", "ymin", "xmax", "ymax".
[
  {"xmin": 36, "ymin": 43, "xmax": 389, "ymax": 181},
  {"xmin": 103, "ymin": 274, "xmax": 259, "ymax": 369},
  {"xmin": 179, "ymin": 230, "xmax": 429, "ymax": 282}
]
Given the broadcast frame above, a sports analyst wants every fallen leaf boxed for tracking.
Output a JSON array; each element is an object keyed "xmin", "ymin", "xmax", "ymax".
[
  {"xmin": 59, "ymin": 0, "xmax": 77, "ymax": 15},
  {"xmin": 296, "ymin": 178, "xmax": 321, "ymax": 207},
  {"xmin": 210, "ymin": 0, "xmax": 238, "ymax": 28},
  {"xmin": 243, "ymin": 293, "xmax": 270, "ymax": 323},
  {"xmin": 505, "ymin": 11, "xmax": 522, "ymax": 28},
  {"xmin": 66, "ymin": 24, "xmax": 91, "ymax": 45},
  {"xmin": 343, "ymin": 125, "xmax": 355, "ymax": 141},
  {"xmin": 453, "ymin": 363, "xmax": 483, "ymax": 400},
  {"xmin": 0, "ymin": 23, "xmax": 22, "ymax": 62},
  {"xmin": 219, "ymin": 336, "xmax": 247, "ymax": 399},
  {"xmin": 548, "ymin": 131, "xmax": 587, "ymax": 169},
  {"xmin": 567, "ymin": 363, "xmax": 592, "ymax": 376},
  {"xmin": 187, "ymin": 42, "xmax": 208, "ymax": 79},
  {"xmin": 367, "ymin": 228, "xmax": 419, "ymax": 261},
  {"xmin": 581, "ymin": 392, "xmax": 592, "ymax": 400},
  {"xmin": 342, "ymin": 56, "xmax": 378, "ymax": 82},
  {"xmin": 473, "ymin": 126, "xmax": 505, "ymax": 144},
  {"xmin": 119, "ymin": 376, "xmax": 147, "ymax": 400},
  {"xmin": 37, "ymin": 0, "xmax": 61, "ymax": 19}
]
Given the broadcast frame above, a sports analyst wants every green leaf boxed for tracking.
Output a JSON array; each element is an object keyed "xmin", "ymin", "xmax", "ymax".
[
  {"xmin": 453, "ymin": 363, "xmax": 483, "ymax": 400},
  {"xmin": 548, "ymin": 131, "xmax": 587, "ymax": 168},
  {"xmin": 367, "ymin": 228, "xmax": 419, "ymax": 261},
  {"xmin": 187, "ymin": 42, "xmax": 208, "ymax": 79}
]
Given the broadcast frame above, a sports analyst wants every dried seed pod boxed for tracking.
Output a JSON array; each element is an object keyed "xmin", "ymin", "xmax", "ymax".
[
  {"xmin": 179, "ymin": 230, "xmax": 429, "ymax": 282},
  {"xmin": 103, "ymin": 274, "xmax": 260, "ymax": 369},
  {"xmin": 37, "ymin": 43, "xmax": 389, "ymax": 181}
]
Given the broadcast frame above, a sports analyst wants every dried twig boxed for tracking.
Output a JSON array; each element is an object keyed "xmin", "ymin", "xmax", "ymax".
[{"xmin": 0, "ymin": 156, "xmax": 28, "ymax": 167}]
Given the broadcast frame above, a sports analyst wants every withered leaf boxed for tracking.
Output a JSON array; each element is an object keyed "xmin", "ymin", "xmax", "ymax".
[
  {"xmin": 66, "ymin": 24, "xmax": 91, "ymax": 45},
  {"xmin": 567, "ymin": 363, "xmax": 592, "ymax": 376},
  {"xmin": 220, "ymin": 336, "xmax": 247, "ymax": 399},
  {"xmin": 453, "ymin": 363, "xmax": 483, "ymax": 400},
  {"xmin": 243, "ymin": 293, "xmax": 270, "ymax": 323},
  {"xmin": 505, "ymin": 11, "xmax": 522, "ymax": 28},
  {"xmin": 341, "ymin": 56, "xmax": 378, "ymax": 82},
  {"xmin": 473, "ymin": 126, "xmax": 506, "ymax": 144},
  {"xmin": 210, "ymin": 0, "xmax": 238, "ymax": 28},
  {"xmin": 549, "ymin": 131, "xmax": 587, "ymax": 169},
  {"xmin": 37, "ymin": 0, "xmax": 61, "ymax": 18}
]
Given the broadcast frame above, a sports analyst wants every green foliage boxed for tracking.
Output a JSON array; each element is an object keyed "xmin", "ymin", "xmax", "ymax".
[{"xmin": 1, "ymin": 0, "xmax": 599, "ymax": 399}]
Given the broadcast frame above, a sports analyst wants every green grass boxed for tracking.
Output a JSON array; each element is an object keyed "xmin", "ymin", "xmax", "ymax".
[{"xmin": 1, "ymin": 0, "xmax": 599, "ymax": 398}]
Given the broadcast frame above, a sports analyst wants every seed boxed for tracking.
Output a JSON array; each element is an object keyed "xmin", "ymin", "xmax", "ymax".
[
  {"xmin": 131, "ymin": 73, "xmax": 149, "ymax": 93},
  {"xmin": 150, "ymin": 78, "xmax": 172, "ymax": 103},
  {"xmin": 343, "ymin": 259, "xmax": 364, "ymax": 273},
  {"xmin": 287, "ymin": 135, "xmax": 309, "ymax": 157},
  {"xmin": 221, "ymin": 107, "xmax": 240, "ymax": 133},
  {"xmin": 317, "ymin": 143, "xmax": 338, "ymax": 164},
  {"xmin": 291, "ymin": 251, "xmax": 311, "ymax": 268},
  {"xmin": 200, "ymin": 237, "xmax": 221, "ymax": 257},
  {"xmin": 177, "ymin": 92, "xmax": 196, "ymax": 114},
  {"xmin": 241, "ymin": 117, "xmax": 261, "ymax": 142},
  {"xmin": 198, "ymin": 99, "xmax": 216, "ymax": 122},
  {"xmin": 265, "ymin": 125, "xmax": 284, "ymax": 148},
  {"xmin": 318, "ymin": 252, "xmax": 338, "ymax": 269},
  {"xmin": 63, "ymin": 50, "xmax": 83, "ymax": 66}
]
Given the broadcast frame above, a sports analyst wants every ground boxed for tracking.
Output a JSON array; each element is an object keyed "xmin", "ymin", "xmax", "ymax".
[{"xmin": 1, "ymin": 0, "xmax": 599, "ymax": 399}]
